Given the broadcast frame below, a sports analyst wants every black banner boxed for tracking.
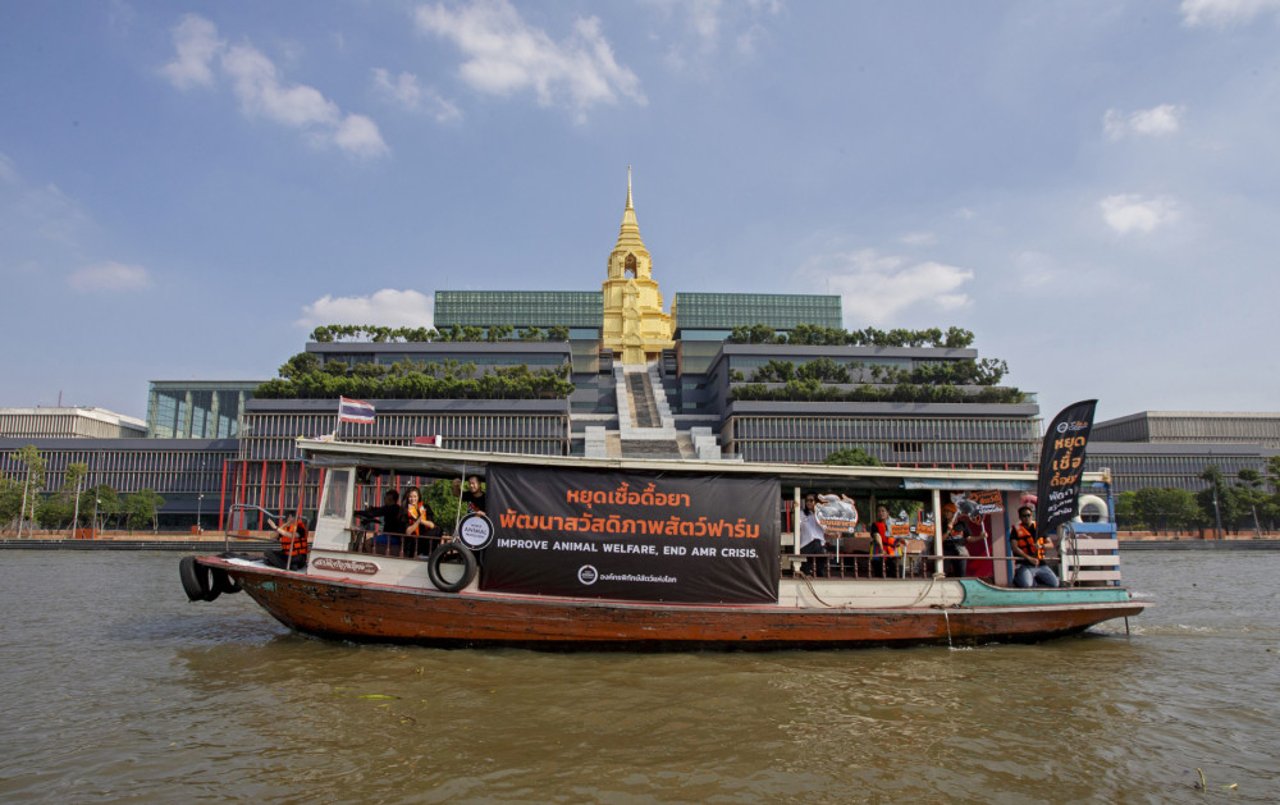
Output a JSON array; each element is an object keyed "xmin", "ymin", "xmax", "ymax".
[
  {"xmin": 480, "ymin": 466, "xmax": 780, "ymax": 604},
  {"xmin": 1036, "ymin": 400, "xmax": 1098, "ymax": 538}
]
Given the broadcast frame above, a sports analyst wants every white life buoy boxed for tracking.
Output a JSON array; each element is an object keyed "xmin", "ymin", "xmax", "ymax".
[{"xmin": 1074, "ymin": 494, "xmax": 1109, "ymax": 523}]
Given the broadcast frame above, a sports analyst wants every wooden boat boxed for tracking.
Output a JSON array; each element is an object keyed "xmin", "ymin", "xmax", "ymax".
[{"xmin": 182, "ymin": 438, "xmax": 1147, "ymax": 650}]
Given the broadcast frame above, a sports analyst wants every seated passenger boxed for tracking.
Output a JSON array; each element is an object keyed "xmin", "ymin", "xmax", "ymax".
[
  {"xmin": 404, "ymin": 486, "xmax": 439, "ymax": 556},
  {"xmin": 1010, "ymin": 506, "xmax": 1059, "ymax": 588},
  {"xmin": 264, "ymin": 512, "xmax": 309, "ymax": 571},
  {"xmin": 868, "ymin": 505, "xmax": 899, "ymax": 578},
  {"xmin": 355, "ymin": 489, "xmax": 409, "ymax": 553}
]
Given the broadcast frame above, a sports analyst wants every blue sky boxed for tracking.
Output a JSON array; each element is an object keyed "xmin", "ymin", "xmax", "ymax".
[{"xmin": 2, "ymin": 0, "xmax": 1278, "ymax": 424}]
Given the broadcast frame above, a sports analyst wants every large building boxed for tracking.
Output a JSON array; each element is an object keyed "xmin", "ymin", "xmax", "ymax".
[
  {"xmin": 0, "ymin": 407, "xmax": 146, "ymax": 439},
  {"xmin": 5, "ymin": 173, "xmax": 1052, "ymax": 528},
  {"xmin": 1087, "ymin": 412, "xmax": 1280, "ymax": 494}
]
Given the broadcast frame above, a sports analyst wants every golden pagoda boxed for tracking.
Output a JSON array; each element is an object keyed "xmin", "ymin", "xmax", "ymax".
[{"xmin": 601, "ymin": 168, "xmax": 674, "ymax": 365}]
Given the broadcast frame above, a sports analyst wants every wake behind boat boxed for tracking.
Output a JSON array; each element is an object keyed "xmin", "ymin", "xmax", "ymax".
[{"xmin": 179, "ymin": 436, "xmax": 1147, "ymax": 651}]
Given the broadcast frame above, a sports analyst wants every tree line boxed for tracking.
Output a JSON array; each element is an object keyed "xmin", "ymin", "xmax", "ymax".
[
  {"xmin": 256, "ymin": 356, "xmax": 576, "ymax": 400},
  {"xmin": 728, "ymin": 324, "xmax": 977, "ymax": 348},
  {"xmin": 1115, "ymin": 461, "xmax": 1280, "ymax": 535},
  {"xmin": 310, "ymin": 324, "xmax": 571, "ymax": 343},
  {"xmin": 1, "ymin": 446, "xmax": 166, "ymax": 533}
]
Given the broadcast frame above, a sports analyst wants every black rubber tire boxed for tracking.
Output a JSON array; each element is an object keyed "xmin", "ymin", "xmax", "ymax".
[
  {"xmin": 211, "ymin": 566, "xmax": 241, "ymax": 595},
  {"xmin": 179, "ymin": 556, "xmax": 206, "ymax": 601},
  {"xmin": 426, "ymin": 542, "xmax": 478, "ymax": 593},
  {"xmin": 180, "ymin": 556, "xmax": 221, "ymax": 602}
]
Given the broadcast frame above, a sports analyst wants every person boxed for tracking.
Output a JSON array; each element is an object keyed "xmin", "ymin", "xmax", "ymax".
[
  {"xmin": 941, "ymin": 503, "xmax": 969, "ymax": 577},
  {"xmin": 1010, "ymin": 505, "xmax": 1059, "ymax": 588},
  {"xmin": 264, "ymin": 512, "xmax": 308, "ymax": 570},
  {"xmin": 355, "ymin": 489, "xmax": 408, "ymax": 553},
  {"xmin": 461, "ymin": 475, "xmax": 486, "ymax": 515},
  {"xmin": 797, "ymin": 493, "xmax": 829, "ymax": 577},
  {"xmin": 403, "ymin": 486, "xmax": 438, "ymax": 556},
  {"xmin": 868, "ymin": 505, "xmax": 899, "ymax": 578}
]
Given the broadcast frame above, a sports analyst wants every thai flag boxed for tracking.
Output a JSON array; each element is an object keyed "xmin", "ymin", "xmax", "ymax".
[{"xmin": 338, "ymin": 396, "xmax": 376, "ymax": 424}]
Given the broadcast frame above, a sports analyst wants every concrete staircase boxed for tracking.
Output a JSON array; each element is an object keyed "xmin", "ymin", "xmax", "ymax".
[{"xmin": 579, "ymin": 363, "xmax": 723, "ymax": 461}]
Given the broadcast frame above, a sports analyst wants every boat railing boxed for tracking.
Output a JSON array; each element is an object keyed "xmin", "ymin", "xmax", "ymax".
[
  {"xmin": 221, "ymin": 503, "xmax": 284, "ymax": 553},
  {"xmin": 346, "ymin": 526, "xmax": 448, "ymax": 560}
]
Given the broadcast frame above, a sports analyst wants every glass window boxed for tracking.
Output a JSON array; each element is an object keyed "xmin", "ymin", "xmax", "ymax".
[{"xmin": 321, "ymin": 469, "xmax": 351, "ymax": 520}]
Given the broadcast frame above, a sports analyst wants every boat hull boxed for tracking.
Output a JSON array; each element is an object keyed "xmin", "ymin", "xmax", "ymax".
[{"xmin": 201, "ymin": 557, "xmax": 1146, "ymax": 651}]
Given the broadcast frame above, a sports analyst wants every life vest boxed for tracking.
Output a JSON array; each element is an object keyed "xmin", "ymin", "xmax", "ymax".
[
  {"xmin": 279, "ymin": 521, "xmax": 308, "ymax": 558},
  {"xmin": 872, "ymin": 521, "xmax": 898, "ymax": 554},
  {"xmin": 406, "ymin": 503, "xmax": 429, "ymax": 536},
  {"xmin": 1012, "ymin": 523, "xmax": 1043, "ymax": 561}
]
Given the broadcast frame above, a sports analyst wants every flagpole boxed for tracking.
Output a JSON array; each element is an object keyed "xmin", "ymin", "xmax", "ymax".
[{"xmin": 333, "ymin": 397, "xmax": 342, "ymax": 441}]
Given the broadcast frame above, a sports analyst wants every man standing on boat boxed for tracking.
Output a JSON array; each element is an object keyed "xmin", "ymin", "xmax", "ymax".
[
  {"xmin": 1010, "ymin": 505, "xmax": 1059, "ymax": 588},
  {"xmin": 798, "ymin": 493, "xmax": 830, "ymax": 577}
]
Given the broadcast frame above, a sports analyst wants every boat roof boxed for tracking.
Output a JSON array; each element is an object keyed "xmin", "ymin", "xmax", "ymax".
[{"xmin": 297, "ymin": 437, "xmax": 1107, "ymax": 494}]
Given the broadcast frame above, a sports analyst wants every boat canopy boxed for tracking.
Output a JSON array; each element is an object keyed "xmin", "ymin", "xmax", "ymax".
[{"xmin": 296, "ymin": 437, "xmax": 1100, "ymax": 494}]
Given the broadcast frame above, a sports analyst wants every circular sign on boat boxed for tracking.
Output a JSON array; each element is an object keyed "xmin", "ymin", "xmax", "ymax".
[
  {"xmin": 457, "ymin": 513, "xmax": 495, "ymax": 551},
  {"xmin": 577, "ymin": 565, "xmax": 599, "ymax": 585}
]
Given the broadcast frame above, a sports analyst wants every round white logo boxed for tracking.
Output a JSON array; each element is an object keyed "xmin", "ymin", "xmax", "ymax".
[
  {"xmin": 458, "ymin": 513, "xmax": 494, "ymax": 550},
  {"xmin": 577, "ymin": 565, "xmax": 599, "ymax": 585}
]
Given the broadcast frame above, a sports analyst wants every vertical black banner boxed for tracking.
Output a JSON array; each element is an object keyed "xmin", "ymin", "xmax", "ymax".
[
  {"xmin": 480, "ymin": 466, "xmax": 780, "ymax": 604},
  {"xmin": 1036, "ymin": 399, "xmax": 1098, "ymax": 538}
]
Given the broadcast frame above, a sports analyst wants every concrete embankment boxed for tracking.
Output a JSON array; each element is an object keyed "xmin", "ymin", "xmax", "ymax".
[{"xmin": 0, "ymin": 531, "xmax": 271, "ymax": 551}]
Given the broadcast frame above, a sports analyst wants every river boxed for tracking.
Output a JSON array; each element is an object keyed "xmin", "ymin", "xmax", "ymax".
[{"xmin": 0, "ymin": 550, "xmax": 1276, "ymax": 802}]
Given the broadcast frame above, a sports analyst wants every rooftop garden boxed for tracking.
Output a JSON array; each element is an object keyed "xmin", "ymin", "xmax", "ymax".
[
  {"xmin": 255, "ymin": 352, "xmax": 574, "ymax": 400},
  {"xmin": 309, "ymin": 324, "xmax": 570, "ymax": 343}
]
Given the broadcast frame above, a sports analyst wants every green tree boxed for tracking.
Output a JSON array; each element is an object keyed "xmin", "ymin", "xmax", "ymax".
[
  {"xmin": 424, "ymin": 478, "xmax": 468, "ymax": 535},
  {"xmin": 1131, "ymin": 487, "xmax": 1201, "ymax": 534},
  {"xmin": 824, "ymin": 447, "xmax": 883, "ymax": 467},
  {"xmin": 125, "ymin": 489, "xmax": 166, "ymax": 532},
  {"xmin": 1114, "ymin": 490, "xmax": 1140, "ymax": 529},
  {"xmin": 87, "ymin": 485, "xmax": 122, "ymax": 531},
  {"xmin": 12, "ymin": 445, "xmax": 46, "ymax": 535}
]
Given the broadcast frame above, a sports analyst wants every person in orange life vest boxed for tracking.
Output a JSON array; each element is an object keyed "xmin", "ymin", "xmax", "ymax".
[
  {"xmin": 264, "ymin": 512, "xmax": 308, "ymax": 570},
  {"xmin": 403, "ymin": 486, "xmax": 438, "ymax": 557},
  {"xmin": 868, "ymin": 505, "xmax": 899, "ymax": 578},
  {"xmin": 1010, "ymin": 505, "xmax": 1059, "ymax": 588}
]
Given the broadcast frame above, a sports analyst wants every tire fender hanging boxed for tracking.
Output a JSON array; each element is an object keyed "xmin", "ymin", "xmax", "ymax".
[{"xmin": 426, "ymin": 542, "xmax": 478, "ymax": 593}]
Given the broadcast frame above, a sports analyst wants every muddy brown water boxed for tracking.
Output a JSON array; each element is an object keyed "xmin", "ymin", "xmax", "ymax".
[{"xmin": 0, "ymin": 550, "xmax": 1276, "ymax": 802}]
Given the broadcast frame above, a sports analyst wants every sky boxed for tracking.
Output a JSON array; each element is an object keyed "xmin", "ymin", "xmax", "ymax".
[{"xmin": 2, "ymin": 0, "xmax": 1278, "ymax": 424}]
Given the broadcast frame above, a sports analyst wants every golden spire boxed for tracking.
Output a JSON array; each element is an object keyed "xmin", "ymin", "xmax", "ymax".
[{"xmin": 615, "ymin": 165, "xmax": 646, "ymax": 255}]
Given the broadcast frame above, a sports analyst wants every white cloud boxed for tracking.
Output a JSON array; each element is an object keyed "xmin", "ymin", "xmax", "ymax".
[
  {"xmin": 1104, "ymin": 104, "xmax": 1184, "ymax": 139},
  {"xmin": 222, "ymin": 44, "xmax": 340, "ymax": 128},
  {"xmin": 1099, "ymin": 194, "xmax": 1180, "ymax": 235},
  {"xmin": 68, "ymin": 261, "xmax": 151, "ymax": 292},
  {"xmin": 161, "ymin": 15, "xmax": 388, "ymax": 158},
  {"xmin": 160, "ymin": 14, "xmax": 223, "ymax": 90},
  {"xmin": 799, "ymin": 249, "xmax": 973, "ymax": 326},
  {"xmin": 899, "ymin": 231, "xmax": 937, "ymax": 247},
  {"xmin": 415, "ymin": 0, "xmax": 645, "ymax": 121},
  {"xmin": 1181, "ymin": 0, "xmax": 1280, "ymax": 27},
  {"xmin": 332, "ymin": 114, "xmax": 392, "ymax": 158},
  {"xmin": 297, "ymin": 289, "xmax": 435, "ymax": 329},
  {"xmin": 372, "ymin": 68, "xmax": 462, "ymax": 122}
]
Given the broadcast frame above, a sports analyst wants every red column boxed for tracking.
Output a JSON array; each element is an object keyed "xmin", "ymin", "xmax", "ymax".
[
  {"xmin": 258, "ymin": 460, "xmax": 267, "ymax": 529},
  {"xmin": 217, "ymin": 459, "xmax": 229, "ymax": 531}
]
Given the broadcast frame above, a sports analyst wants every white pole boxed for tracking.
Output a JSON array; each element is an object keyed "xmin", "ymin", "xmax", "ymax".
[
  {"xmin": 932, "ymin": 489, "xmax": 944, "ymax": 577},
  {"xmin": 19, "ymin": 467, "xmax": 31, "ymax": 539},
  {"xmin": 71, "ymin": 476, "xmax": 82, "ymax": 539}
]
